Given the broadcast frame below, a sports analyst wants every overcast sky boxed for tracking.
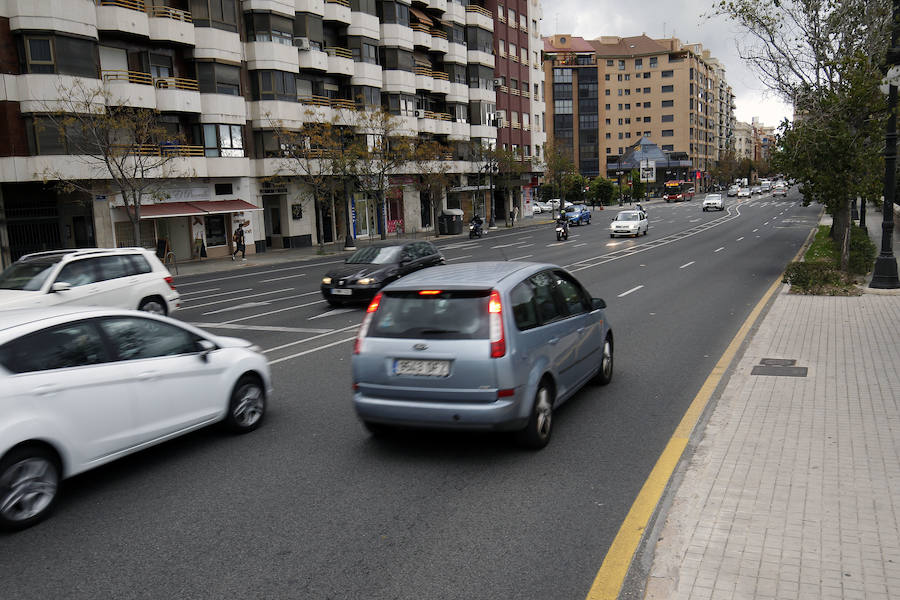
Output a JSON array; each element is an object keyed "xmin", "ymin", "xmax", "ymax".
[{"xmin": 539, "ymin": 0, "xmax": 793, "ymax": 129}]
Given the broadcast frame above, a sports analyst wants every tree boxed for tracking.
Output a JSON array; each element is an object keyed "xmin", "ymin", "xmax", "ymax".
[
  {"xmin": 494, "ymin": 147, "xmax": 528, "ymax": 223},
  {"xmin": 410, "ymin": 140, "xmax": 454, "ymax": 236},
  {"xmin": 38, "ymin": 78, "xmax": 192, "ymax": 247},
  {"xmin": 589, "ymin": 177, "xmax": 616, "ymax": 206},
  {"xmin": 352, "ymin": 107, "xmax": 412, "ymax": 240},
  {"xmin": 713, "ymin": 0, "xmax": 893, "ymax": 271},
  {"xmin": 541, "ymin": 142, "xmax": 577, "ymax": 216},
  {"xmin": 630, "ymin": 169, "xmax": 646, "ymax": 200}
]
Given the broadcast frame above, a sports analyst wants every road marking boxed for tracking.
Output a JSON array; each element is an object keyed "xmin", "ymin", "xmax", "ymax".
[
  {"xmin": 714, "ymin": 247, "xmax": 725, "ymax": 253},
  {"xmin": 510, "ymin": 254, "xmax": 533, "ymax": 261},
  {"xmin": 617, "ymin": 285, "xmax": 644, "ymax": 297},
  {"xmin": 679, "ymin": 261, "xmax": 695, "ymax": 269},
  {"xmin": 752, "ymin": 228, "xmax": 758, "ymax": 232},
  {"xmin": 223, "ymin": 296, "xmax": 326, "ymax": 323},
  {"xmin": 764, "ymin": 221, "xmax": 769, "ymax": 225},
  {"xmin": 547, "ymin": 242, "xmax": 566, "ymax": 247},
  {"xmin": 263, "ymin": 324, "xmax": 360, "ymax": 354},
  {"xmin": 585, "ymin": 269, "xmax": 792, "ymax": 600},
  {"xmin": 445, "ymin": 254, "xmax": 472, "ymax": 261},
  {"xmin": 606, "ymin": 242, "xmax": 622, "ymax": 247},
  {"xmin": 736, "ymin": 237, "xmax": 744, "ymax": 241},
  {"xmin": 518, "ymin": 243, "xmax": 534, "ymax": 248},
  {"xmin": 180, "ymin": 288, "xmax": 220, "ymax": 296},
  {"xmin": 689, "ymin": 218, "xmax": 701, "ymax": 223},
  {"xmin": 260, "ymin": 273, "xmax": 308, "ymax": 283},
  {"xmin": 191, "ymin": 287, "xmax": 295, "ymax": 310},
  {"xmin": 268, "ymin": 336, "xmax": 357, "ymax": 365},
  {"xmin": 183, "ymin": 287, "xmax": 252, "ymax": 302},
  {"xmin": 203, "ymin": 301, "xmax": 272, "ymax": 315},
  {"xmin": 175, "ymin": 262, "xmax": 343, "ymax": 286},
  {"xmin": 491, "ymin": 242, "xmax": 524, "ymax": 249},
  {"xmin": 308, "ymin": 307, "xmax": 356, "ymax": 320},
  {"xmin": 189, "ymin": 323, "xmax": 331, "ymax": 334},
  {"xmin": 574, "ymin": 242, "xmax": 588, "ymax": 247}
]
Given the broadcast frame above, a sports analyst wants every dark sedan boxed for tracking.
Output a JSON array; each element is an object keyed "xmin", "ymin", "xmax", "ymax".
[
  {"xmin": 320, "ymin": 241, "xmax": 444, "ymax": 306},
  {"xmin": 565, "ymin": 205, "xmax": 592, "ymax": 226}
]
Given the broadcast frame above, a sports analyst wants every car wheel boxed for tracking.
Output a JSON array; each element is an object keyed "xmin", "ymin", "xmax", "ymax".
[
  {"xmin": 138, "ymin": 297, "xmax": 167, "ymax": 315},
  {"xmin": 515, "ymin": 381, "xmax": 553, "ymax": 449},
  {"xmin": 224, "ymin": 375, "xmax": 266, "ymax": 433},
  {"xmin": 594, "ymin": 334, "xmax": 614, "ymax": 385},
  {"xmin": 0, "ymin": 446, "xmax": 61, "ymax": 532},
  {"xmin": 362, "ymin": 420, "xmax": 393, "ymax": 437}
]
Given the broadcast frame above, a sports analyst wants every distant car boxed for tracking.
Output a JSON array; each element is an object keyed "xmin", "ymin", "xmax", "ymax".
[
  {"xmin": 321, "ymin": 241, "xmax": 444, "ymax": 306},
  {"xmin": 352, "ymin": 261, "xmax": 614, "ymax": 449},
  {"xmin": 702, "ymin": 194, "xmax": 725, "ymax": 211},
  {"xmin": 532, "ymin": 203, "xmax": 542, "ymax": 214},
  {"xmin": 0, "ymin": 307, "xmax": 272, "ymax": 530},
  {"xmin": 751, "ymin": 186, "xmax": 763, "ymax": 195},
  {"xmin": 565, "ymin": 204, "xmax": 592, "ymax": 226},
  {"xmin": 548, "ymin": 199, "xmax": 562, "ymax": 209},
  {"xmin": 609, "ymin": 210, "xmax": 649, "ymax": 237},
  {"xmin": 0, "ymin": 248, "xmax": 180, "ymax": 315},
  {"xmin": 533, "ymin": 201, "xmax": 552, "ymax": 215},
  {"xmin": 737, "ymin": 187, "xmax": 751, "ymax": 198},
  {"xmin": 727, "ymin": 185, "xmax": 740, "ymax": 197},
  {"xmin": 772, "ymin": 185, "xmax": 787, "ymax": 197}
]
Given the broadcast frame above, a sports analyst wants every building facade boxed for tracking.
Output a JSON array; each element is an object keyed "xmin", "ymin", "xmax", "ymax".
[
  {"xmin": 0, "ymin": 0, "xmax": 503, "ymax": 267},
  {"xmin": 542, "ymin": 34, "xmax": 735, "ymax": 191}
]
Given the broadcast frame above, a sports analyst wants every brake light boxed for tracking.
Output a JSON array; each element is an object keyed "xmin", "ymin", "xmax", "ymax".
[
  {"xmin": 419, "ymin": 290, "xmax": 442, "ymax": 295},
  {"xmin": 164, "ymin": 276, "xmax": 176, "ymax": 291},
  {"xmin": 355, "ymin": 292, "xmax": 382, "ymax": 354},
  {"xmin": 488, "ymin": 290, "xmax": 505, "ymax": 358}
]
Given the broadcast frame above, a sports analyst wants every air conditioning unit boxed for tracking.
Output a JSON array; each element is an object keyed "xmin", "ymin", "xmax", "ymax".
[
  {"xmin": 294, "ymin": 37, "xmax": 310, "ymax": 51},
  {"xmin": 492, "ymin": 78, "xmax": 503, "ymax": 86},
  {"xmin": 492, "ymin": 116, "xmax": 504, "ymax": 128},
  {"xmin": 414, "ymin": 109, "xmax": 426, "ymax": 118}
]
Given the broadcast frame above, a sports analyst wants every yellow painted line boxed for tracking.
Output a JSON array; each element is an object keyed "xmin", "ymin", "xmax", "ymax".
[{"xmin": 584, "ymin": 226, "xmax": 816, "ymax": 600}]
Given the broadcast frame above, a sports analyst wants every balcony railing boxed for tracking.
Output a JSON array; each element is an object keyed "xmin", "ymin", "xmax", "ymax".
[
  {"xmin": 411, "ymin": 23, "xmax": 431, "ymax": 34},
  {"xmin": 497, "ymin": 85, "xmax": 508, "ymax": 94},
  {"xmin": 414, "ymin": 65, "xmax": 433, "ymax": 77},
  {"xmin": 112, "ymin": 144, "xmax": 203, "ymax": 157},
  {"xmin": 97, "ymin": 0, "xmax": 146, "ymax": 10},
  {"xmin": 436, "ymin": 112, "xmax": 452, "ymax": 121},
  {"xmin": 103, "ymin": 70, "xmax": 153, "ymax": 85},
  {"xmin": 465, "ymin": 5, "xmax": 492, "ymax": 18},
  {"xmin": 332, "ymin": 98, "xmax": 356, "ymax": 110},
  {"xmin": 430, "ymin": 29, "xmax": 448, "ymax": 40},
  {"xmin": 325, "ymin": 0, "xmax": 350, "ymax": 6},
  {"xmin": 509, "ymin": 21, "xmax": 517, "ymax": 29},
  {"xmin": 511, "ymin": 122, "xmax": 521, "ymax": 129},
  {"xmin": 298, "ymin": 95, "xmax": 357, "ymax": 110},
  {"xmin": 510, "ymin": 88, "xmax": 520, "ymax": 96},
  {"xmin": 150, "ymin": 6, "xmax": 192, "ymax": 22},
  {"xmin": 497, "ymin": 13, "xmax": 506, "ymax": 23},
  {"xmin": 154, "ymin": 77, "xmax": 199, "ymax": 91},
  {"xmin": 509, "ymin": 55, "xmax": 519, "ymax": 63},
  {"xmin": 432, "ymin": 71, "xmax": 449, "ymax": 81},
  {"xmin": 520, "ymin": 24, "xmax": 528, "ymax": 33},
  {"xmin": 522, "ymin": 123, "xmax": 531, "ymax": 131},
  {"xmin": 521, "ymin": 90, "xmax": 531, "ymax": 98},
  {"xmin": 325, "ymin": 47, "xmax": 353, "ymax": 59}
]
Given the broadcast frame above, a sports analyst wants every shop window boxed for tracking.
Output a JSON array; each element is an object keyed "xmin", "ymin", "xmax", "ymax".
[{"xmin": 205, "ymin": 215, "xmax": 227, "ymax": 247}]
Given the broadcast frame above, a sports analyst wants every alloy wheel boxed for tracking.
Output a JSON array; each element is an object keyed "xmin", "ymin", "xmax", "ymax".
[{"xmin": 0, "ymin": 457, "xmax": 58, "ymax": 523}]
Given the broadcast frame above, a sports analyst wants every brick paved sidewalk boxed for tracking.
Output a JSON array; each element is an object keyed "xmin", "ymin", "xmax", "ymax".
[{"xmin": 643, "ymin": 288, "xmax": 900, "ymax": 599}]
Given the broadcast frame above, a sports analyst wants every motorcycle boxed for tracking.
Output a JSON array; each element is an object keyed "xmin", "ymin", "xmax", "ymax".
[
  {"xmin": 469, "ymin": 221, "xmax": 484, "ymax": 239},
  {"xmin": 555, "ymin": 221, "xmax": 569, "ymax": 241}
]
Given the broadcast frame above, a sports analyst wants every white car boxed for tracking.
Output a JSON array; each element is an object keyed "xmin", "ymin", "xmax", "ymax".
[
  {"xmin": 0, "ymin": 307, "xmax": 272, "ymax": 530},
  {"xmin": 727, "ymin": 185, "xmax": 740, "ymax": 197},
  {"xmin": 772, "ymin": 185, "xmax": 787, "ymax": 197},
  {"xmin": 702, "ymin": 194, "xmax": 725, "ymax": 211},
  {"xmin": 0, "ymin": 248, "xmax": 180, "ymax": 315},
  {"xmin": 737, "ymin": 187, "xmax": 751, "ymax": 198},
  {"xmin": 609, "ymin": 210, "xmax": 649, "ymax": 237}
]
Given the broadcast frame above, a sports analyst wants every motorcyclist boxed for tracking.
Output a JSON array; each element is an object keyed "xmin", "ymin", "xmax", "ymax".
[
  {"xmin": 469, "ymin": 213, "xmax": 484, "ymax": 237},
  {"xmin": 555, "ymin": 212, "xmax": 569, "ymax": 235}
]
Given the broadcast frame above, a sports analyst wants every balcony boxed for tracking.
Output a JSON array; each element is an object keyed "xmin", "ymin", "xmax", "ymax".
[
  {"xmin": 446, "ymin": 41, "xmax": 467, "ymax": 64},
  {"xmin": 298, "ymin": 46, "xmax": 329, "ymax": 71},
  {"xmin": 352, "ymin": 61, "xmax": 382, "ymax": 88},
  {"xmin": 430, "ymin": 30, "xmax": 449, "ymax": 54},
  {"xmin": 382, "ymin": 70, "xmax": 415, "ymax": 94},
  {"xmin": 324, "ymin": 0, "xmax": 351, "ymax": 24},
  {"xmin": 381, "ymin": 23, "xmax": 414, "ymax": 50},
  {"xmin": 244, "ymin": 40, "xmax": 300, "ymax": 72},
  {"xmin": 497, "ymin": 13, "xmax": 506, "ymax": 24},
  {"xmin": 445, "ymin": 0, "xmax": 465, "ymax": 25},
  {"xmin": 464, "ymin": 5, "xmax": 493, "ymax": 31},
  {"xmin": 509, "ymin": 54, "xmax": 519, "ymax": 63},
  {"xmin": 448, "ymin": 120, "xmax": 470, "ymax": 141},
  {"xmin": 102, "ymin": 70, "xmax": 156, "ymax": 108},
  {"xmin": 467, "ymin": 49, "xmax": 495, "ymax": 69},
  {"xmin": 497, "ymin": 84, "xmax": 508, "ymax": 94},
  {"xmin": 428, "ymin": 0, "xmax": 448, "ymax": 13},
  {"xmin": 414, "ymin": 65, "xmax": 434, "ymax": 92},
  {"xmin": 521, "ymin": 90, "xmax": 531, "ymax": 98},
  {"xmin": 325, "ymin": 47, "xmax": 354, "ymax": 76},
  {"xmin": 194, "ymin": 28, "xmax": 242, "ymax": 63},
  {"xmin": 412, "ymin": 24, "xmax": 431, "ymax": 48},
  {"xmin": 154, "ymin": 77, "xmax": 201, "ymax": 113},
  {"xmin": 510, "ymin": 88, "xmax": 520, "ymax": 96},
  {"xmin": 149, "ymin": 6, "xmax": 195, "ymax": 46},
  {"xmin": 8, "ymin": 0, "xmax": 97, "ymax": 38},
  {"xmin": 432, "ymin": 71, "xmax": 450, "ymax": 95},
  {"xmin": 96, "ymin": 0, "xmax": 150, "ymax": 38},
  {"xmin": 446, "ymin": 82, "xmax": 468, "ymax": 103},
  {"xmin": 349, "ymin": 10, "xmax": 380, "ymax": 38},
  {"xmin": 199, "ymin": 93, "xmax": 246, "ymax": 123}
]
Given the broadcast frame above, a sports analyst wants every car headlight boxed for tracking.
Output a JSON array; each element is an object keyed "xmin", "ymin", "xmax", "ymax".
[
  {"xmin": 322, "ymin": 277, "xmax": 332, "ymax": 284},
  {"xmin": 357, "ymin": 277, "xmax": 378, "ymax": 285}
]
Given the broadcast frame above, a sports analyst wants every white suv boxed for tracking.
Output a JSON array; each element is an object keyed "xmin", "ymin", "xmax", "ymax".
[
  {"xmin": 702, "ymin": 194, "xmax": 725, "ymax": 211},
  {"xmin": 0, "ymin": 248, "xmax": 180, "ymax": 314}
]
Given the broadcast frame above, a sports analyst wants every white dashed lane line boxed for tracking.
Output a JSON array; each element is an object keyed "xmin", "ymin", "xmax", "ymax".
[
  {"xmin": 510, "ymin": 254, "xmax": 533, "ymax": 261},
  {"xmin": 680, "ymin": 261, "xmax": 695, "ymax": 269},
  {"xmin": 752, "ymin": 228, "xmax": 759, "ymax": 232},
  {"xmin": 574, "ymin": 242, "xmax": 588, "ymax": 247},
  {"xmin": 736, "ymin": 237, "xmax": 744, "ymax": 241},
  {"xmin": 618, "ymin": 285, "xmax": 644, "ymax": 298},
  {"xmin": 183, "ymin": 287, "xmax": 251, "ymax": 302},
  {"xmin": 180, "ymin": 288, "xmax": 220, "ymax": 296},
  {"xmin": 714, "ymin": 247, "xmax": 725, "ymax": 253},
  {"xmin": 189, "ymin": 287, "xmax": 294, "ymax": 309},
  {"xmin": 261, "ymin": 273, "xmax": 308, "ymax": 283}
]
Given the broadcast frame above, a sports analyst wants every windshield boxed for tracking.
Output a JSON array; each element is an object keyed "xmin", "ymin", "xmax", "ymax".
[
  {"xmin": 618, "ymin": 213, "xmax": 640, "ymax": 221},
  {"xmin": 369, "ymin": 291, "xmax": 489, "ymax": 339},
  {"xmin": 346, "ymin": 246, "xmax": 401, "ymax": 265},
  {"xmin": 0, "ymin": 260, "xmax": 59, "ymax": 291}
]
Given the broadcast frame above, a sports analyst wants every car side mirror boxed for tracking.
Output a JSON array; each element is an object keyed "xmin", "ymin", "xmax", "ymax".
[
  {"xmin": 197, "ymin": 339, "xmax": 217, "ymax": 362},
  {"xmin": 592, "ymin": 298, "xmax": 607, "ymax": 310},
  {"xmin": 50, "ymin": 282, "xmax": 71, "ymax": 293}
]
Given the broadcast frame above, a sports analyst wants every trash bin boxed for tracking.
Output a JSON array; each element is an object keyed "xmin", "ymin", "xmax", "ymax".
[
  {"xmin": 437, "ymin": 214, "xmax": 451, "ymax": 235},
  {"xmin": 441, "ymin": 208, "xmax": 464, "ymax": 235}
]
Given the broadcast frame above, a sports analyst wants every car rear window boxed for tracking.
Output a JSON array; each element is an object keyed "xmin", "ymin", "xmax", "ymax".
[{"xmin": 369, "ymin": 291, "xmax": 490, "ymax": 339}]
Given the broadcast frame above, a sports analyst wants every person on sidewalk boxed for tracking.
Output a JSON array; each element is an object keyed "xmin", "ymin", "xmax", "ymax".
[
  {"xmin": 232, "ymin": 222, "xmax": 246, "ymax": 261},
  {"xmin": 513, "ymin": 205, "xmax": 519, "ymax": 225}
]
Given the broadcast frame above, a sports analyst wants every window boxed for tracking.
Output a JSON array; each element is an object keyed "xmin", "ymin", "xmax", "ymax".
[
  {"xmin": 624, "ymin": 74, "xmax": 630, "ymax": 81},
  {"xmin": 605, "ymin": 104, "xmax": 610, "ymax": 110},
  {"xmin": 625, "ymin": 132, "xmax": 631, "ymax": 138},
  {"xmin": 99, "ymin": 317, "xmax": 199, "ymax": 361},
  {"xmin": 380, "ymin": 47, "xmax": 414, "ymax": 71},
  {"xmin": 635, "ymin": 58, "xmax": 643, "ymax": 70},
  {"xmin": 624, "ymin": 117, "xmax": 631, "ymax": 124},
  {"xmin": 510, "ymin": 281, "xmax": 539, "ymax": 330},
  {"xmin": 605, "ymin": 89, "xmax": 610, "ymax": 96},
  {"xmin": 294, "ymin": 13, "xmax": 324, "ymax": 50},
  {"xmin": 190, "ymin": 0, "xmax": 239, "ymax": 32},
  {"xmin": 350, "ymin": 37, "xmax": 379, "ymax": 64},
  {"xmin": 554, "ymin": 99, "xmax": 573, "ymax": 114},
  {"xmin": 205, "ymin": 215, "xmax": 227, "ymax": 246},
  {"xmin": 618, "ymin": 59, "xmax": 625, "ymax": 70},
  {"xmin": 57, "ymin": 259, "xmax": 100, "ymax": 287},
  {"xmin": 617, "ymin": 74, "xmax": 622, "ymax": 81},
  {"xmin": 552, "ymin": 271, "xmax": 589, "ymax": 317},
  {"xmin": 661, "ymin": 85, "xmax": 674, "ymax": 93},
  {"xmin": 246, "ymin": 12, "xmax": 294, "ymax": 45},
  {"xmin": 466, "ymin": 26, "xmax": 492, "ymax": 53},
  {"xmin": 643, "ymin": 101, "xmax": 651, "ymax": 107},
  {"xmin": 643, "ymin": 87, "xmax": 650, "ymax": 93},
  {"xmin": 625, "ymin": 103, "xmax": 630, "ymax": 109},
  {"xmin": 606, "ymin": 59, "xmax": 614, "ymax": 66},
  {"xmin": 643, "ymin": 72, "xmax": 650, "ymax": 79},
  {"xmin": 18, "ymin": 35, "xmax": 98, "ymax": 77},
  {"xmin": 605, "ymin": 132, "xmax": 611, "ymax": 139},
  {"xmin": 215, "ymin": 183, "xmax": 233, "ymax": 195},
  {"xmin": 624, "ymin": 89, "xmax": 630, "ymax": 96},
  {"xmin": 351, "ymin": 0, "xmax": 378, "ymax": 15},
  {"xmin": 378, "ymin": 0, "xmax": 410, "ymax": 25},
  {"xmin": 197, "ymin": 62, "xmax": 241, "ymax": 95},
  {"xmin": 617, "ymin": 89, "xmax": 622, "ymax": 96},
  {"xmin": 661, "ymin": 129, "xmax": 674, "ymax": 137},
  {"xmin": 352, "ymin": 85, "xmax": 380, "ymax": 108},
  {"xmin": 649, "ymin": 57, "xmax": 658, "ymax": 68},
  {"xmin": 530, "ymin": 271, "xmax": 563, "ymax": 324},
  {"xmin": 509, "ymin": 43, "xmax": 517, "ymax": 58},
  {"xmin": 197, "ymin": 124, "xmax": 244, "ymax": 157},
  {"xmin": 449, "ymin": 24, "xmax": 466, "ymax": 45},
  {"xmin": 662, "ymin": 144, "xmax": 674, "ymax": 151},
  {"xmin": 468, "ymin": 64, "xmax": 495, "ymax": 89},
  {"xmin": 661, "ymin": 114, "xmax": 674, "ymax": 122},
  {"xmin": 251, "ymin": 70, "xmax": 297, "ymax": 101},
  {"xmin": 553, "ymin": 68, "xmax": 572, "ymax": 83},
  {"xmin": 644, "ymin": 116, "xmax": 651, "ymax": 122},
  {"xmin": 498, "ymin": 39, "xmax": 506, "ymax": 56},
  {"xmin": 24, "ymin": 37, "xmax": 53, "ymax": 73},
  {"xmin": 604, "ymin": 74, "xmax": 610, "ymax": 80},
  {"xmin": 661, "ymin": 69, "xmax": 674, "ymax": 78},
  {"xmin": 0, "ymin": 322, "xmax": 108, "ymax": 373}
]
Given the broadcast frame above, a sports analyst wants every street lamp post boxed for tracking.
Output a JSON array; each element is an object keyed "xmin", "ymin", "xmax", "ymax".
[{"xmin": 872, "ymin": 0, "xmax": 900, "ymax": 288}]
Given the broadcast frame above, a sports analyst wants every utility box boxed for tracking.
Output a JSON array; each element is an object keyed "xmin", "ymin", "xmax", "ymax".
[{"xmin": 440, "ymin": 208, "xmax": 464, "ymax": 234}]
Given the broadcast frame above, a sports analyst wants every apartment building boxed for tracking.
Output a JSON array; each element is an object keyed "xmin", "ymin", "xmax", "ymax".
[
  {"xmin": 733, "ymin": 120, "xmax": 754, "ymax": 160},
  {"xmin": 0, "ymin": 0, "xmax": 498, "ymax": 266},
  {"xmin": 542, "ymin": 34, "xmax": 734, "ymax": 190}
]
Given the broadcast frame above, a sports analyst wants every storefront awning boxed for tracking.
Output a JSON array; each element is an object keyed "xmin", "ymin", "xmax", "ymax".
[
  {"xmin": 139, "ymin": 199, "xmax": 263, "ymax": 219},
  {"xmin": 409, "ymin": 6, "xmax": 433, "ymax": 26}
]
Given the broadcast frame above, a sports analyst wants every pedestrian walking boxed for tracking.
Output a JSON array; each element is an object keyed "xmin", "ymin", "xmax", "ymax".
[
  {"xmin": 232, "ymin": 222, "xmax": 246, "ymax": 261},
  {"xmin": 513, "ymin": 205, "xmax": 519, "ymax": 225}
]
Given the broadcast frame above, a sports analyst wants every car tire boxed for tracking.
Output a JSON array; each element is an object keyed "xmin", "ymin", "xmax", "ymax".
[
  {"xmin": 594, "ymin": 334, "xmax": 614, "ymax": 386},
  {"xmin": 362, "ymin": 420, "xmax": 393, "ymax": 437},
  {"xmin": 138, "ymin": 296, "xmax": 167, "ymax": 315},
  {"xmin": 0, "ymin": 445, "xmax": 61, "ymax": 532},
  {"xmin": 224, "ymin": 375, "xmax": 266, "ymax": 433},
  {"xmin": 515, "ymin": 381, "xmax": 553, "ymax": 449}
]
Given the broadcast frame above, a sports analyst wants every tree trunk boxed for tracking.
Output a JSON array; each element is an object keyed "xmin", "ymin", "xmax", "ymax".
[
  {"xmin": 314, "ymin": 196, "xmax": 324, "ymax": 251},
  {"xmin": 378, "ymin": 189, "xmax": 386, "ymax": 240},
  {"xmin": 431, "ymin": 189, "xmax": 441, "ymax": 237},
  {"xmin": 833, "ymin": 199, "xmax": 851, "ymax": 272}
]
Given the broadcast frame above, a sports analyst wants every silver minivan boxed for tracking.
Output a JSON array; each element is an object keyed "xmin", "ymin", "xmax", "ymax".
[{"xmin": 352, "ymin": 262, "xmax": 613, "ymax": 448}]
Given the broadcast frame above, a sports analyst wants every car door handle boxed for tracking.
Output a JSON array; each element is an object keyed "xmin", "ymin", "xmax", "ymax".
[
  {"xmin": 548, "ymin": 337, "xmax": 560, "ymax": 345},
  {"xmin": 577, "ymin": 327, "xmax": 586, "ymax": 335},
  {"xmin": 34, "ymin": 384, "xmax": 61, "ymax": 396},
  {"xmin": 137, "ymin": 370, "xmax": 158, "ymax": 381}
]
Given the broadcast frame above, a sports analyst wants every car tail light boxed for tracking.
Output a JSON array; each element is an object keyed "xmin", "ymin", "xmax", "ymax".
[
  {"xmin": 488, "ymin": 290, "xmax": 505, "ymax": 358},
  {"xmin": 354, "ymin": 292, "xmax": 382, "ymax": 354},
  {"xmin": 164, "ymin": 276, "xmax": 176, "ymax": 291}
]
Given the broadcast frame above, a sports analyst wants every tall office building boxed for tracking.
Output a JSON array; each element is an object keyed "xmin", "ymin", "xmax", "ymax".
[
  {"xmin": 542, "ymin": 33, "xmax": 735, "ymax": 189},
  {"xmin": 0, "ymin": 0, "xmax": 499, "ymax": 266}
]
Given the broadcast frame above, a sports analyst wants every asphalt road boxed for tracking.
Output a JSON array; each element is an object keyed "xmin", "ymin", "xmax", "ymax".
[{"xmin": 0, "ymin": 192, "xmax": 821, "ymax": 599}]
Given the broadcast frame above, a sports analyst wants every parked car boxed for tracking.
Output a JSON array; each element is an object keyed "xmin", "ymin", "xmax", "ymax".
[
  {"xmin": 351, "ymin": 262, "xmax": 613, "ymax": 449},
  {"xmin": 737, "ymin": 187, "xmax": 751, "ymax": 198},
  {"xmin": 609, "ymin": 210, "xmax": 649, "ymax": 237},
  {"xmin": 564, "ymin": 204, "xmax": 592, "ymax": 226},
  {"xmin": 0, "ymin": 307, "xmax": 272, "ymax": 530},
  {"xmin": 0, "ymin": 248, "xmax": 180, "ymax": 315},
  {"xmin": 727, "ymin": 185, "xmax": 740, "ymax": 197},
  {"xmin": 702, "ymin": 194, "xmax": 725, "ymax": 211},
  {"xmin": 321, "ymin": 242, "xmax": 444, "ymax": 306},
  {"xmin": 772, "ymin": 184, "xmax": 787, "ymax": 197},
  {"xmin": 533, "ymin": 201, "xmax": 552, "ymax": 215}
]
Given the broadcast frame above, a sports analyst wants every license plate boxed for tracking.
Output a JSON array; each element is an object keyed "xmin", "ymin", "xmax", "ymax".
[
  {"xmin": 394, "ymin": 359, "xmax": 450, "ymax": 377},
  {"xmin": 331, "ymin": 288, "xmax": 352, "ymax": 295}
]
